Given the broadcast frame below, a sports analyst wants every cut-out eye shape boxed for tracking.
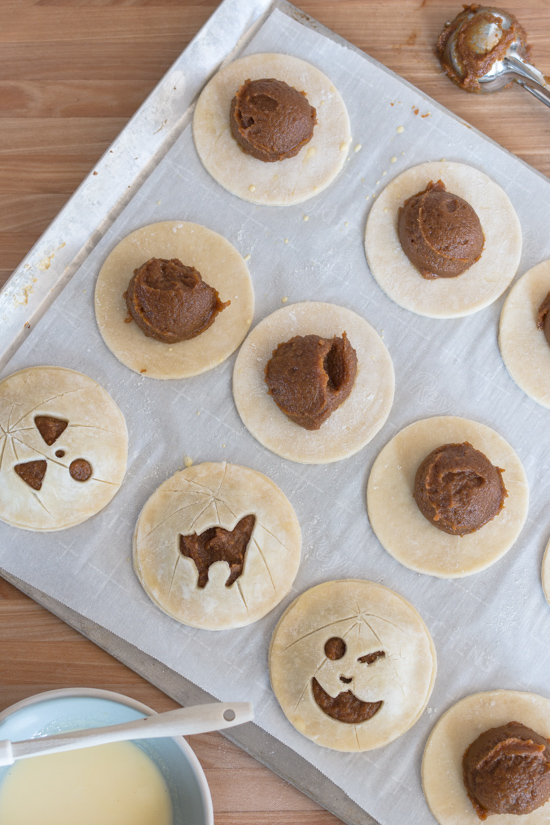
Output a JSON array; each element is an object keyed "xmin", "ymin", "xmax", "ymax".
[
  {"xmin": 69, "ymin": 459, "xmax": 93, "ymax": 482},
  {"xmin": 358, "ymin": 650, "xmax": 385, "ymax": 665},
  {"xmin": 14, "ymin": 460, "xmax": 47, "ymax": 491},
  {"xmin": 34, "ymin": 415, "xmax": 68, "ymax": 446},
  {"xmin": 324, "ymin": 637, "xmax": 346, "ymax": 660}
]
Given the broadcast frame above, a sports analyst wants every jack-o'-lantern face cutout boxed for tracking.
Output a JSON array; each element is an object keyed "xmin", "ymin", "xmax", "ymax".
[
  {"xmin": 133, "ymin": 463, "xmax": 301, "ymax": 631},
  {"xmin": 0, "ymin": 367, "xmax": 127, "ymax": 532},
  {"xmin": 311, "ymin": 635, "xmax": 386, "ymax": 723},
  {"xmin": 269, "ymin": 579, "xmax": 436, "ymax": 752}
]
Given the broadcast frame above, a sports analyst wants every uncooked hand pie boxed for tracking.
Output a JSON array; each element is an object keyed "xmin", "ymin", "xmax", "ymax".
[
  {"xmin": 270, "ymin": 579, "xmax": 436, "ymax": 751},
  {"xmin": 364, "ymin": 161, "xmax": 522, "ymax": 318},
  {"xmin": 0, "ymin": 366, "xmax": 128, "ymax": 531},
  {"xmin": 367, "ymin": 416, "xmax": 528, "ymax": 578},
  {"xmin": 193, "ymin": 53, "xmax": 351, "ymax": 205},
  {"xmin": 499, "ymin": 260, "xmax": 550, "ymax": 408},
  {"xmin": 232, "ymin": 302, "xmax": 394, "ymax": 464},
  {"xmin": 95, "ymin": 221, "xmax": 254, "ymax": 379},
  {"xmin": 422, "ymin": 690, "xmax": 550, "ymax": 825},
  {"xmin": 133, "ymin": 462, "xmax": 301, "ymax": 630}
]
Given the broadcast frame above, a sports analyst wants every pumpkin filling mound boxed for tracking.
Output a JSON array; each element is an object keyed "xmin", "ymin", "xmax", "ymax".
[
  {"xmin": 463, "ymin": 721, "xmax": 550, "ymax": 819},
  {"xmin": 414, "ymin": 442, "xmax": 507, "ymax": 536},
  {"xmin": 125, "ymin": 257, "xmax": 229, "ymax": 344},
  {"xmin": 179, "ymin": 514, "xmax": 256, "ymax": 589},
  {"xmin": 398, "ymin": 180, "xmax": 484, "ymax": 279},
  {"xmin": 264, "ymin": 333, "xmax": 357, "ymax": 430},
  {"xmin": 230, "ymin": 78, "xmax": 316, "ymax": 162}
]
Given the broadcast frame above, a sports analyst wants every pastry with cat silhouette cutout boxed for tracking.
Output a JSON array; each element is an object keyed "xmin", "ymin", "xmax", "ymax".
[{"xmin": 133, "ymin": 462, "xmax": 301, "ymax": 630}]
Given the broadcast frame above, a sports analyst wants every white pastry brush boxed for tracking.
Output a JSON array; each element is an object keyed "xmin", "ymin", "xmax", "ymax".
[{"xmin": 0, "ymin": 701, "xmax": 253, "ymax": 767}]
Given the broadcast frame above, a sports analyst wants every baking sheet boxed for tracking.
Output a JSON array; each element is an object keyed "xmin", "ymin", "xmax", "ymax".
[
  {"xmin": 0, "ymin": 567, "xmax": 372, "ymax": 825},
  {"xmin": 2, "ymin": 6, "xmax": 550, "ymax": 825}
]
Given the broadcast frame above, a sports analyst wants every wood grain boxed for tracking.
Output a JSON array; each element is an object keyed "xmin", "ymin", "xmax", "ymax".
[
  {"xmin": 0, "ymin": 578, "xmax": 337, "ymax": 823},
  {"xmin": 1, "ymin": 1, "xmax": 550, "ymax": 822}
]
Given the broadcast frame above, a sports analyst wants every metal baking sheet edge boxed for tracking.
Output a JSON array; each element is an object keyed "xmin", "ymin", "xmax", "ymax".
[
  {"xmin": 0, "ymin": 3, "xmax": 383, "ymax": 821},
  {"xmin": 0, "ymin": 0, "xmax": 275, "ymax": 371},
  {"xmin": 0, "ymin": 0, "xmax": 334, "ymax": 371},
  {"xmin": 0, "ymin": 567, "xmax": 377, "ymax": 825},
  {"xmin": 2, "ymin": 0, "xmax": 549, "ymax": 375}
]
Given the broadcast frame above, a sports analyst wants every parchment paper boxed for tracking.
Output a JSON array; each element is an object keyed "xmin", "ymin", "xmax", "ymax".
[{"xmin": 2, "ymin": 10, "xmax": 550, "ymax": 825}]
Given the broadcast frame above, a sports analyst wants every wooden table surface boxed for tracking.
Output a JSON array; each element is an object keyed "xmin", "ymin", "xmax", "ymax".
[{"xmin": 1, "ymin": 2, "xmax": 550, "ymax": 822}]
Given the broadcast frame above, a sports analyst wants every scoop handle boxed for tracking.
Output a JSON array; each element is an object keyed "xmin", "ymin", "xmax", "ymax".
[
  {"xmin": 505, "ymin": 54, "xmax": 550, "ymax": 109},
  {"xmin": 0, "ymin": 701, "xmax": 254, "ymax": 766}
]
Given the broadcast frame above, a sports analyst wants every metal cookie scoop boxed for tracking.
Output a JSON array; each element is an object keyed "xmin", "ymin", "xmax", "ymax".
[{"xmin": 439, "ymin": 5, "xmax": 550, "ymax": 108}]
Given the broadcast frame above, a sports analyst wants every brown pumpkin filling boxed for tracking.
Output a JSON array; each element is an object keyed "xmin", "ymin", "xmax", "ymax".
[
  {"xmin": 69, "ymin": 459, "xmax": 93, "ymax": 482},
  {"xmin": 358, "ymin": 650, "xmax": 385, "ymax": 665},
  {"xmin": 311, "ymin": 678, "xmax": 382, "ymax": 724},
  {"xmin": 180, "ymin": 514, "xmax": 256, "ymax": 588},
  {"xmin": 125, "ymin": 257, "xmax": 229, "ymax": 344},
  {"xmin": 437, "ymin": 6, "xmax": 531, "ymax": 94},
  {"xmin": 398, "ymin": 180, "xmax": 484, "ymax": 279},
  {"xmin": 14, "ymin": 460, "xmax": 47, "ymax": 491},
  {"xmin": 325, "ymin": 637, "xmax": 347, "ymax": 660},
  {"xmin": 463, "ymin": 721, "xmax": 550, "ymax": 819},
  {"xmin": 230, "ymin": 78, "xmax": 316, "ymax": 162},
  {"xmin": 34, "ymin": 415, "xmax": 68, "ymax": 446},
  {"xmin": 264, "ymin": 333, "xmax": 357, "ymax": 430},
  {"xmin": 414, "ymin": 442, "xmax": 506, "ymax": 536}
]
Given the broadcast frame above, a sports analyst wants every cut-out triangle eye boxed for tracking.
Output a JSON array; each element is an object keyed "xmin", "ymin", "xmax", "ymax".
[
  {"xmin": 34, "ymin": 416, "xmax": 68, "ymax": 446},
  {"xmin": 14, "ymin": 460, "xmax": 47, "ymax": 490}
]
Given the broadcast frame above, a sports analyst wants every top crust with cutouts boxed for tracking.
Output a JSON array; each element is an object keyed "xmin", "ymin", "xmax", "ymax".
[
  {"xmin": 133, "ymin": 462, "xmax": 301, "ymax": 630},
  {"xmin": 269, "ymin": 579, "xmax": 436, "ymax": 751},
  {"xmin": 0, "ymin": 366, "xmax": 127, "ymax": 532}
]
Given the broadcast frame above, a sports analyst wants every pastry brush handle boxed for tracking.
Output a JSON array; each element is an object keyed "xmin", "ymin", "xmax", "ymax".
[{"xmin": 0, "ymin": 701, "xmax": 254, "ymax": 766}]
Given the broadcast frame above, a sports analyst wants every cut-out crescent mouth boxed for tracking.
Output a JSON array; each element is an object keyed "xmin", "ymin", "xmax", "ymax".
[{"xmin": 311, "ymin": 677, "xmax": 383, "ymax": 724}]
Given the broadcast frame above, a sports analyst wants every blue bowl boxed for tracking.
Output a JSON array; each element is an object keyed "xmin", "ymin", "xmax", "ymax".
[{"xmin": 0, "ymin": 688, "xmax": 213, "ymax": 825}]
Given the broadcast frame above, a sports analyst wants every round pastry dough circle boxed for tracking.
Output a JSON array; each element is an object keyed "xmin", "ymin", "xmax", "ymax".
[
  {"xmin": 95, "ymin": 221, "xmax": 254, "ymax": 379},
  {"xmin": 232, "ymin": 302, "xmax": 395, "ymax": 464},
  {"xmin": 133, "ymin": 462, "xmax": 301, "ymax": 630},
  {"xmin": 364, "ymin": 162, "xmax": 522, "ymax": 318},
  {"xmin": 0, "ymin": 366, "xmax": 128, "ymax": 532},
  {"xmin": 269, "ymin": 579, "xmax": 436, "ymax": 752},
  {"xmin": 367, "ymin": 416, "xmax": 528, "ymax": 578},
  {"xmin": 542, "ymin": 537, "xmax": 550, "ymax": 608},
  {"xmin": 193, "ymin": 53, "xmax": 351, "ymax": 205},
  {"xmin": 499, "ymin": 260, "xmax": 550, "ymax": 408},
  {"xmin": 422, "ymin": 690, "xmax": 550, "ymax": 825}
]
